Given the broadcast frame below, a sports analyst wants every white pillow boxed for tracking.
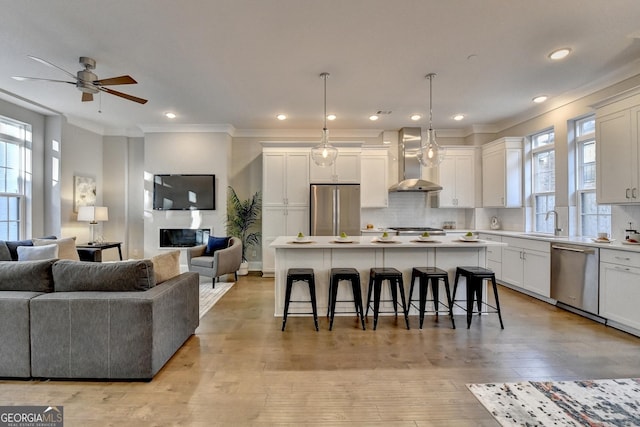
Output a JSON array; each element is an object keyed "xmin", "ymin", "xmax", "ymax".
[
  {"xmin": 33, "ymin": 237, "xmax": 80, "ymax": 261},
  {"xmin": 17, "ymin": 244, "xmax": 59, "ymax": 261}
]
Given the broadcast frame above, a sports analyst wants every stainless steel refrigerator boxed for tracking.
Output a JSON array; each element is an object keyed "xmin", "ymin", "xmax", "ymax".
[{"xmin": 310, "ymin": 184, "xmax": 361, "ymax": 236}]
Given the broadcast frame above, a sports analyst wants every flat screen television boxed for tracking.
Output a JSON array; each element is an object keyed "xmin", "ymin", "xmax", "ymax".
[{"xmin": 153, "ymin": 174, "xmax": 216, "ymax": 210}]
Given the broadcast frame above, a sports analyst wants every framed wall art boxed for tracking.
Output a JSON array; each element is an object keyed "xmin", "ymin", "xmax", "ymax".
[{"xmin": 74, "ymin": 175, "xmax": 96, "ymax": 212}]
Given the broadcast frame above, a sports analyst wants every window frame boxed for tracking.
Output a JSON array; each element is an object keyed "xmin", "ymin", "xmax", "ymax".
[{"xmin": 530, "ymin": 128, "xmax": 556, "ymax": 233}]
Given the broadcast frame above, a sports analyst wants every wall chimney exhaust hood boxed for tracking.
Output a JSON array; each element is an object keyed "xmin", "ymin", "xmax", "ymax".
[{"xmin": 389, "ymin": 127, "xmax": 443, "ymax": 192}]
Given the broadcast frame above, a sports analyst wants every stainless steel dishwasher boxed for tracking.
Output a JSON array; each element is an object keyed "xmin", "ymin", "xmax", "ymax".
[{"xmin": 550, "ymin": 243, "xmax": 599, "ymax": 315}]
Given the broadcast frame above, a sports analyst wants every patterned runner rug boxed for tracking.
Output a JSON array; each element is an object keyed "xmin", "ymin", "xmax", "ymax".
[
  {"xmin": 467, "ymin": 378, "xmax": 640, "ymax": 426},
  {"xmin": 199, "ymin": 282, "xmax": 234, "ymax": 319}
]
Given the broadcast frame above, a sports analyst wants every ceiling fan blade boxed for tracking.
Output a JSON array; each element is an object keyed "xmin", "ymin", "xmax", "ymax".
[
  {"xmin": 100, "ymin": 87, "xmax": 148, "ymax": 104},
  {"xmin": 82, "ymin": 92, "xmax": 93, "ymax": 102},
  {"xmin": 12, "ymin": 76, "xmax": 75, "ymax": 84},
  {"xmin": 93, "ymin": 75, "xmax": 137, "ymax": 86},
  {"xmin": 27, "ymin": 55, "xmax": 77, "ymax": 80}
]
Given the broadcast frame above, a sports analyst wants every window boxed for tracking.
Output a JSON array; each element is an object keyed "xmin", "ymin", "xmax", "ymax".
[
  {"xmin": 0, "ymin": 116, "xmax": 31, "ymax": 240},
  {"xmin": 531, "ymin": 129, "xmax": 555, "ymax": 233},
  {"xmin": 576, "ymin": 116, "xmax": 610, "ymax": 237}
]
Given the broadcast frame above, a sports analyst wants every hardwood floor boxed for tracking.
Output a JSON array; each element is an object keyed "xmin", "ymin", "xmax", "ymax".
[{"xmin": 2, "ymin": 274, "xmax": 639, "ymax": 426}]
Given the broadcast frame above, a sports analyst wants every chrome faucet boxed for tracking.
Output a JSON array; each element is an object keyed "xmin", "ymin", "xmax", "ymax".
[{"xmin": 545, "ymin": 210, "xmax": 562, "ymax": 236}]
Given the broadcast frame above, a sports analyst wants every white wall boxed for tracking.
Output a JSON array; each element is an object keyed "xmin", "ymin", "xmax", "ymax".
[
  {"xmin": 60, "ymin": 123, "xmax": 104, "ymax": 243},
  {"xmin": 143, "ymin": 132, "xmax": 231, "ymax": 261}
]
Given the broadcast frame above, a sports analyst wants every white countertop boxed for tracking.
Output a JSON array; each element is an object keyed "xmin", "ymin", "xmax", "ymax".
[
  {"xmin": 477, "ymin": 230, "xmax": 640, "ymax": 252},
  {"xmin": 271, "ymin": 235, "xmax": 506, "ymax": 249}
]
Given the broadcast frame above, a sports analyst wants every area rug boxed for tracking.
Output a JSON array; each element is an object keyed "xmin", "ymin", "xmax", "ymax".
[
  {"xmin": 467, "ymin": 378, "xmax": 640, "ymax": 426},
  {"xmin": 199, "ymin": 282, "xmax": 234, "ymax": 319}
]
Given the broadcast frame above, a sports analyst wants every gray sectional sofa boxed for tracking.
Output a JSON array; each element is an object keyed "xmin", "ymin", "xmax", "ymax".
[{"xmin": 0, "ymin": 257, "xmax": 199, "ymax": 381}]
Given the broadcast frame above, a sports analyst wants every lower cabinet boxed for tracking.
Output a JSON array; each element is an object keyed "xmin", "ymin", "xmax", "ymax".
[
  {"xmin": 261, "ymin": 206, "xmax": 308, "ymax": 276},
  {"xmin": 478, "ymin": 233, "xmax": 502, "ymax": 280},
  {"xmin": 600, "ymin": 249, "xmax": 640, "ymax": 331},
  {"xmin": 500, "ymin": 236, "xmax": 550, "ymax": 298}
]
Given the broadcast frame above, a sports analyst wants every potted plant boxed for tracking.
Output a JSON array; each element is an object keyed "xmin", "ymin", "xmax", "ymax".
[{"xmin": 227, "ymin": 186, "xmax": 262, "ymax": 275}]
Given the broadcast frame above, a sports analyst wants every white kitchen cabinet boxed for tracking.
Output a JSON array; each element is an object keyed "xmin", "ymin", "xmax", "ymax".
[
  {"xmin": 262, "ymin": 146, "xmax": 311, "ymax": 276},
  {"xmin": 309, "ymin": 148, "xmax": 361, "ymax": 183},
  {"xmin": 599, "ymin": 249, "xmax": 640, "ymax": 332},
  {"xmin": 482, "ymin": 137, "xmax": 523, "ymax": 208},
  {"xmin": 478, "ymin": 233, "xmax": 502, "ymax": 280},
  {"xmin": 435, "ymin": 147, "xmax": 477, "ymax": 208},
  {"xmin": 500, "ymin": 236, "xmax": 550, "ymax": 298},
  {"xmin": 594, "ymin": 90, "xmax": 640, "ymax": 204},
  {"xmin": 360, "ymin": 147, "xmax": 388, "ymax": 207}
]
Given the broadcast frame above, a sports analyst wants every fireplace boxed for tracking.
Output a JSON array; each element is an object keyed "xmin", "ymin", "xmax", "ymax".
[{"xmin": 159, "ymin": 228, "xmax": 210, "ymax": 247}]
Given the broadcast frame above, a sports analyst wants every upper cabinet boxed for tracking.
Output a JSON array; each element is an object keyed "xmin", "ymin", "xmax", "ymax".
[
  {"xmin": 482, "ymin": 137, "xmax": 523, "ymax": 208},
  {"xmin": 263, "ymin": 148, "xmax": 310, "ymax": 207},
  {"xmin": 361, "ymin": 147, "xmax": 389, "ymax": 208},
  {"xmin": 309, "ymin": 148, "xmax": 361, "ymax": 183},
  {"xmin": 594, "ymin": 89, "xmax": 640, "ymax": 204},
  {"xmin": 434, "ymin": 147, "xmax": 477, "ymax": 208}
]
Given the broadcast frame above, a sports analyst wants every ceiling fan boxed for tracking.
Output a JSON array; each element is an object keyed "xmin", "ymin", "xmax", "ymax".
[{"xmin": 12, "ymin": 56, "xmax": 148, "ymax": 104}]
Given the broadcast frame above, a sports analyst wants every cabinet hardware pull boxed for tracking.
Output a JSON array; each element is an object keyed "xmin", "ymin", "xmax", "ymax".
[
  {"xmin": 552, "ymin": 245, "xmax": 594, "ymax": 254},
  {"xmin": 626, "ymin": 188, "xmax": 631, "ymax": 199},
  {"xmin": 634, "ymin": 188, "xmax": 638, "ymax": 198},
  {"xmin": 615, "ymin": 256, "xmax": 631, "ymax": 261}
]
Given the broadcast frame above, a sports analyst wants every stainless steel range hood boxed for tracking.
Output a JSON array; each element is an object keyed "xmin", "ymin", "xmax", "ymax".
[{"xmin": 389, "ymin": 127, "xmax": 442, "ymax": 192}]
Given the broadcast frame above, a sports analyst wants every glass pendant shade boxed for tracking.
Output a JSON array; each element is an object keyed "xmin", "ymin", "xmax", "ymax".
[
  {"xmin": 311, "ymin": 72, "xmax": 338, "ymax": 167},
  {"xmin": 417, "ymin": 128, "xmax": 445, "ymax": 168},
  {"xmin": 311, "ymin": 128, "xmax": 338, "ymax": 167},
  {"xmin": 418, "ymin": 73, "xmax": 445, "ymax": 167}
]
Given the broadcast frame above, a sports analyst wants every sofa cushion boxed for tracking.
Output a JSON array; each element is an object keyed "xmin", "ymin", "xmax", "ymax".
[
  {"xmin": 205, "ymin": 236, "xmax": 229, "ymax": 255},
  {"xmin": 33, "ymin": 237, "xmax": 80, "ymax": 261},
  {"xmin": 0, "ymin": 259, "xmax": 56, "ymax": 292},
  {"xmin": 5, "ymin": 239, "xmax": 33, "ymax": 261},
  {"xmin": 0, "ymin": 241, "xmax": 10, "ymax": 261},
  {"xmin": 53, "ymin": 259, "xmax": 156, "ymax": 292},
  {"xmin": 151, "ymin": 250, "xmax": 181, "ymax": 284},
  {"xmin": 17, "ymin": 244, "xmax": 58, "ymax": 261}
]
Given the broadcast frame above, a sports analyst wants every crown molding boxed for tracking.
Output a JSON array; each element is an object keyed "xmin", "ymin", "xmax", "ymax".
[
  {"xmin": 234, "ymin": 128, "xmax": 383, "ymax": 138},
  {"xmin": 137, "ymin": 123, "xmax": 236, "ymax": 135}
]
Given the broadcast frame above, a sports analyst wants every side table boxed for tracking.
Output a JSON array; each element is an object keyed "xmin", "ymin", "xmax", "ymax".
[{"xmin": 76, "ymin": 242, "xmax": 123, "ymax": 262}]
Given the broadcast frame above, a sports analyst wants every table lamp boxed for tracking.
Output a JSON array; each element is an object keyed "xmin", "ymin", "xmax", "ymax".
[{"xmin": 77, "ymin": 206, "xmax": 108, "ymax": 244}]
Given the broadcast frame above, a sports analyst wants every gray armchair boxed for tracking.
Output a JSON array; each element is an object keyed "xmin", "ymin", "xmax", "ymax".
[{"xmin": 186, "ymin": 237, "xmax": 242, "ymax": 286}]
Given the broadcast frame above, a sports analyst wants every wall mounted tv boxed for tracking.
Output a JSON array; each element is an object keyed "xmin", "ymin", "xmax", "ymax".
[{"xmin": 153, "ymin": 174, "xmax": 216, "ymax": 210}]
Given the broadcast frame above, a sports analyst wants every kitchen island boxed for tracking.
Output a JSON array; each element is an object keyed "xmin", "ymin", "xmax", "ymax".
[{"xmin": 271, "ymin": 235, "xmax": 506, "ymax": 317}]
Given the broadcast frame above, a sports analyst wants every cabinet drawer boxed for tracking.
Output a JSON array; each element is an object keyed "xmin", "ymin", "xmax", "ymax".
[
  {"xmin": 503, "ymin": 236, "xmax": 550, "ymax": 253},
  {"xmin": 486, "ymin": 246, "xmax": 502, "ymax": 262},
  {"xmin": 600, "ymin": 248, "xmax": 640, "ymax": 266}
]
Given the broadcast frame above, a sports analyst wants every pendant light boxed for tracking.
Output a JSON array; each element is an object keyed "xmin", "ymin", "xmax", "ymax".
[
  {"xmin": 417, "ymin": 73, "xmax": 445, "ymax": 167},
  {"xmin": 311, "ymin": 72, "xmax": 339, "ymax": 167}
]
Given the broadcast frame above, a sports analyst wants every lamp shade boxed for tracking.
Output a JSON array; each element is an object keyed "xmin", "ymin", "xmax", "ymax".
[{"xmin": 77, "ymin": 206, "xmax": 109, "ymax": 223}]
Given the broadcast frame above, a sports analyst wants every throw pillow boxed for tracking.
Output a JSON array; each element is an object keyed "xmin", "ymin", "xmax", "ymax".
[
  {"xmin": 17, "ymin": 244, "xmax": 59, "ymax": 261},
  {"xmin": 5, "ymin": 239, "xmax": 34, "ymax": 261},
  {"xmin": 205, "ymin": 236, "xmax": 229, "ymax": 255},
  {"xmin": 0, "ymin": 241, "xmax": 10, "ymax": 261},
  {"xmin": 33, "ymin": 237, "xmax": 80, "ymax": 261},
  {"xmin": 151, "ymin": 250, "xmax": 181, "ymax": 284},
  {"xmin": 52, "ymin": 259, "xmax": 156, "ymax": 292},
  {"xmin": 0, "ymin": 259, "xmax": 56, "ymax": 292}
]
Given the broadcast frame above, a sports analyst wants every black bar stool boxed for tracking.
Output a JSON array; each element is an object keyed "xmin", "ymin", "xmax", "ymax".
[
  {"xmin": 365, "ymin": 267, "xmax": 410, "ymax": 330},
  {"xmin": 282, "ymin": 268, "xmax": 319, "ymax": 331},
  {"xmin": 328, "ymin": 268, "xmax": 366, "ymax": 331},
  {"xmin": 452, "ymin": 266, "xmax": 504, "ymax": 329},
  {"xmin": 409, "ymin": 267, "xmax": 455, "ymax": 329}
]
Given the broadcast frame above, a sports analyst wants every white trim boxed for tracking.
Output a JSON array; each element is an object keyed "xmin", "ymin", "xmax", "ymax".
[{"xmin": 138, "ymin": 123, "xmax": 236, "ymax": 134}]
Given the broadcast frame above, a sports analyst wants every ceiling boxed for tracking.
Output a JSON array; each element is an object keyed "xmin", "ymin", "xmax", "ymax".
[{"xmin": 2, "ymin": 0, "xmax": 640, "ymax": 136}]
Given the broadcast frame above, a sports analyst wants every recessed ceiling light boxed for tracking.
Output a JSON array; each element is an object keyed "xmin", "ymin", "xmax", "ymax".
[
  {"xmin": 327, "ymin": 114, "xmax": 337, "ymax": 121},
  {"xmin": 548, "ymin": 48, "xmax": 572, "ymax": 60},
  {"xmin": 369, "ymin": 115, "xmax": 379, "ymax": 121},
  {"xmin": 165, "ymin": 112, "xmax": 176, "ymax": 119},
  {"xmin": 383, "ymin": 140, "xmax": 391, "ymax": 145},
  {"xmin": 533, "ymin": 95, "xmax": 548, "ymax": 103},
  {"xmin": 276, "ymin": 114, "xmax": 287, "ymax": 120},
  {"xmin": 410, "ymin": 114, "xmax": 422, "ymax": 121},
  {"xmin": 453, "ymin": 114, "xmax": 465, "ymax": 121}
]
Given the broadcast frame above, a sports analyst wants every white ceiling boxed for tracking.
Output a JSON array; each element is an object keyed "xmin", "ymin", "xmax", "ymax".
[{"xmin": 1, "ymin": 0, "xmax": 640, "ymax": 136}]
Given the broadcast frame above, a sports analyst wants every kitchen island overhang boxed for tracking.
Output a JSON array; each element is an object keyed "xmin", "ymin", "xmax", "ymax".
[{"xmin": 271, "ymin": 236, "xmax": 507, "ymax": 318}]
